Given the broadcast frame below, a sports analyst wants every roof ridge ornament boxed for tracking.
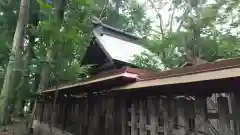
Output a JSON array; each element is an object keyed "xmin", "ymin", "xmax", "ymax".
[{"xmin": 92, "ymin": 16, "xmax": 106, "ymax": 25}]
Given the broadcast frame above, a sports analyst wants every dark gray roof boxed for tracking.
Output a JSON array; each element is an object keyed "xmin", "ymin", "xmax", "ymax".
[{"xmin": 92, "ymin": 20, "xmax": 156, "ymax": 64}]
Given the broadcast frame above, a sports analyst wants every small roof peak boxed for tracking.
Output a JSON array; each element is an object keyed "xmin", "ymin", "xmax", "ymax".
[{"xmin": 91, "ymin": 17, "xmax": 142, "ymax": 41}]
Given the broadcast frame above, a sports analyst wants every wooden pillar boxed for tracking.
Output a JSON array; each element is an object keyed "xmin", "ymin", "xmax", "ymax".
[
  {"xmin": 78, "ymin": 102, "xmax": 83, "ymax": 135},
  {"xmin": 177, "ymin": 99, "xmax": 188, "ymax": 135},
  {"xmin": 47, "ymin": 103, "xmax": 53, "ymax": 130},
  {"xmin": 115, "ymin": 97, "xmax": 122, "ymax": 135},
  {"xmin": 217, "ymin": 96, "xmax": 233, "ymax": 135},
  {"xmin": 121, "ymin": 99, "xmax": 128, "ymax": 135},
  {"xmin": 35, "ymin": 102, "xmax": 39, "ymax": 120},
  {"xmin": 99, "ymin": 99, "xmax": 106, "ymax": 135},
  {"xmin": 139, "ymin": 99, "xmax": 147, "ymax": 135},
  {"xmin": 88, "ymin": 100, "xmax": 94, "ymax": 135},
  {"xmin": 163, "ymin": 97, "xmax": 175, "ymax": 135},
  {"xmin": 51, "ymin": 91, "xmax": 58, "ymax": 128},
  {"xmin": 105, "ymin": 97, "xmax": 115, "ymax": 135},
  {"xmin": 89, "ymin": 98, "xmax": 101, "ymax": 135},
  {"xmin": 55, "ymin": 103, "xmax": 59, "ymax": 128},
  {"xmin": 80, "ymin": 99, "xmax": 89, "ymax": 135},
  {"xmin": 43, "ymin": 103, "xmax": 46, "ymax": 123},
  {"xmin": 131, "ymin": 100, "xmax": 137, "ymax": 135},
  {"xmin": 85, "ymin": 92, "xmax": 93, "ymax": 135},
  {"xmin": 62, "ymin": 101, "xmax": 69, "ymax": 131},
  {"xmin": 195, "ymin": 96, "xmax": 209, "ymax": 135},
  {"xmin": 88, "ymin": 101, "xmax": 95, "ymax": 135},
  {"xmin": 230, "ymin": 92, "xmax": 240, "ymax": 135},
  {"xmin": 148, "ymin": 98, "xmax": 158, "ymax": 135}
]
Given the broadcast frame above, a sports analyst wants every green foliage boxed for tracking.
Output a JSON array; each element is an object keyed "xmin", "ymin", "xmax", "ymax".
[
  {"xmin": 132, "ymin": 0, "xmax": 240, "ymax": 69},
  {"xmin": 97, "ymin": 0, "xmax": 152, "ymax": 36},
  {"xmin": 131, "ymin": 51, "xmax": 163, "ymax": 70}
]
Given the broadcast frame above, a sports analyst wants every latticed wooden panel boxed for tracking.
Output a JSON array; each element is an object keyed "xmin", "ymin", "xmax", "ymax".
[{"xmin": 36, "ymin": 94, "xmax": 237, "ymax": 135}]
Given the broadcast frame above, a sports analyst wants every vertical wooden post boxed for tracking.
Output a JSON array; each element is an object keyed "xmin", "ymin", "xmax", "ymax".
[
  {"xmin": 40, "ymin": 103, "xmax": 44, "ymax": 123},
  {"xmin": 131, "ymin": 100, "xmax": 137, "ymax": 135},
  {"xmin": 115, "ymin": 97, "xmax": 122, "ymax": 135},
  {"xmin": 94, "ymin": 98, "xmax": 102, "ymax": 135},
  {"xmin": 86, "ymin": 92, "xmax": 93, "ymax": 135},
  {"xmin": 230, "ymin": 92, "xmax": 240, "ymax": 135},
  {"xmin": 139, "ymin": 99, "xmax": 147, "ymax": 135},
  {"xmin": 45, "ymin": 103, "xmax": 48, "ymax": 124},
  {"xmin": 51, "ymin": 91, "xmax": 58, "ymax": 129},
  {"xmin": 157, "ymin": 99, "xmax": 164, "ymax": 134},
  {"xmin": 78, "ymin": 102, "xmax": 83, "ymax": 135},
  {"xmin": 80, "ymin": 101, "xmax": 84, "ymax": 135},
  {"xmin": 42, "ymin": 103, "xmax": 46, "ymax": 123},
  {"xmin": 177, "ymin": 99, "xmax": 188, "ymax": 135},
  {"xmin": 195, "ymin": 96, "xmax": 209, "ymax": 135},
  {"xmin": 121, "ymin": 99, "xmax": 128, "ymax": 135},
  {"xmin": 62, "ymin": 100, "xmax": 69, "ymax": 132},
  {"xmin": 88, "ymin": 99, "xmax": 95, "ymax": 135},
  {"xmin": 148, "ymin": 98, "xmax": 158, "ymax": 135},
  {"xmin": 105, "ymin": 97, "xmax": 115, "ymax": 135},
  {"xmin": 47, "ymin": 103, "xmax": 53, "ymax": 131},
  {"xmin": 163, "ymin": 97, "xmax": 174, "ymax": 135},
  {"xmin": 217, "ymin": 96, "xmax": 233, "ymax": 135},
  {"xmin": 99, "ymin": 98, "xmax": 106, "ymax": 135},
  {"xmin": 35, "ymin": 102, "xmax": 39, "ymax": 120},
  {"xmin": 81, "ymin": 99, "xmax": 89, "ymax": 135},
  {"xmin": 89, "ymin": 97, "xmax": 101, "ymax": 135}
]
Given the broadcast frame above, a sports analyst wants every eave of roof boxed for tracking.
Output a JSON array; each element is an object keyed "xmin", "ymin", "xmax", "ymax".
[
  {"xmin": 42, "ymin": 67, "xmax": 155, "ymax": 93},
  {"xmin": 42, "ymin": 57, "xmax": 240, "ymax": 94},
  {"xmin": 110, "ymin": 57, "xmax": 240, "ymax": 91}
]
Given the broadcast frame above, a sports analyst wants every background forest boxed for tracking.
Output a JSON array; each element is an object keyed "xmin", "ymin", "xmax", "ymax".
[{"xmin": 0, "ymin": 0, "xmax": 240, "ymax": 126}]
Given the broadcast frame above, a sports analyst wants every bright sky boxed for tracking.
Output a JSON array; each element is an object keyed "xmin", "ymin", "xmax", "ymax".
[
  {"xmin": 136, "ymin": 0, "xmax": 240, "ymax": 36},
  {"xmin": 137, "ymin": 0, "xmax": 182, "ymax": 32}
]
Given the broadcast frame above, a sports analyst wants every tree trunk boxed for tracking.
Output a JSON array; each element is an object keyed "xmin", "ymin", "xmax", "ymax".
[
  {"xmin": 37, "ymin": 0, "xmax": 67, "ymax": 92},
  {"xmin": 14, "ymin": 0, "xmax": 39, "ymax": 117},
  {"xmin": 28, "ymin": 74, "xmax": 40, "ymax": 113},
  {"xmin": 0, "ymin": 0, "xmax": 29, "ymax": 125},
  {"xmin": 16, "ymin": 100, "xmax": 25, "ymax": 117},
  {"xmin": 28, "ymin": 0, "xmax": 67, "ymax": 132}
]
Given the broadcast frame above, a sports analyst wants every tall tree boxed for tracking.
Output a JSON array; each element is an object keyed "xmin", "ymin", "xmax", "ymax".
[
  {"xmin": 37, "ymin": 0, "xmax": 67, "ymax": 92},
  {"xmin": 15, "ymin": 0, "xmax": 40, "ymax": 116},
  {"xmin": 0, "ymin": 0, "xmax": 29, "ymax": 125}
]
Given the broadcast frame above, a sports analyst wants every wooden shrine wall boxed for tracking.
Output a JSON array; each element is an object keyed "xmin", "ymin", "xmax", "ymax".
[{"xmin": 35, "ymin": 93, "xmax": 240, "ymax": 135}]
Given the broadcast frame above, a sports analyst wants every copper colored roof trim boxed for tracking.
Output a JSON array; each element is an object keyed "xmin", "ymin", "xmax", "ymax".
[{"xmin": 142, "ymin": 57, "xmax": 240, "ymax": 80}]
